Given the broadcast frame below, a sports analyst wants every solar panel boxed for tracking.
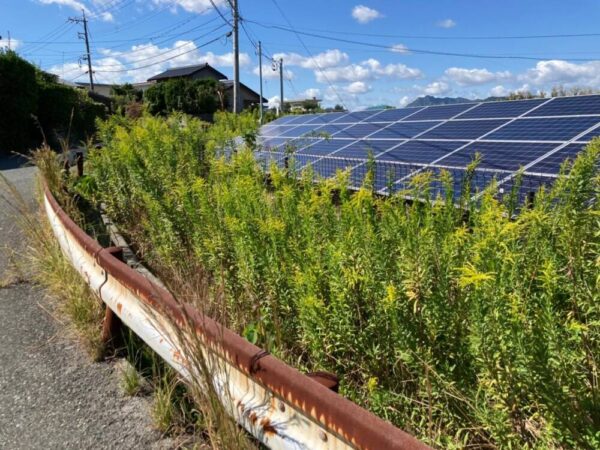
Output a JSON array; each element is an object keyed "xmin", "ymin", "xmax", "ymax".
[
  {"xmin": 363, "ymin": 107, "xmax": 423, "ymax": 123},
  {"xmin": 439, "ymin": 141, "xmax": 557, "ymax": 171},
  {"xmin": 335, "ymin": 140, "xmax": 405, "ymax": 159},
  {"xmin": 407, "ymin": 103, "xmax": 475, "ymax": 121},
  {"xmin": 418, "ymin": 119, "xmax": 508, "ymax": 140},
  {"xmin": 297, "ymin": 139, "xmax": 351, "ymax": 156},
  {"xmin": 485, "ymin": 116, "xmax": 600, "ymax": 141},
  {"xmin": 378, "ymin": 140, "xmax": 466, "ymax": 164},
  {"xmin": 577, "ymin": 127, "xmax": 600, "ymax": 142},
  {"xmin": 526, "ymin": 143, "xmax": 587, "ymax": 174},
  {"xmin": 458, "ymin": 98, "xmax": 547, "ymax": 119},
  {"xmin": 257, "ymin": 94, "xmax": 600, "ymax": 205},
  {"xmin": 369, "ymin": 121, "xmax": 442, "ymax": 139},
  {"xmin": 526, "ymin": 95, "xmax": 600, "ymax": 117}
]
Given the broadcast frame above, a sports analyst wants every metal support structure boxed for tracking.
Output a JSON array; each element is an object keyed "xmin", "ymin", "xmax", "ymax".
[
  {"xmin": 101, "ymin": 246, "xmax": 124, "ymax": 345},
  {"xmin": 232, "ymin": 0, "xmax": 240, "ymax": 113},
  {"xmin": 258, "ymin": 40, "xmax": 264, "ymax": 124}
]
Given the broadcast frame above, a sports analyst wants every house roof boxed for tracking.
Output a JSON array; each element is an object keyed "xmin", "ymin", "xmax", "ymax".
[
  {"xmin": 147, "ymin": 63, "xmax": 228, "ymax": 82},
  {"xmin": 220, "ymin": 79, "xmax": 268, "ymax": 103}
]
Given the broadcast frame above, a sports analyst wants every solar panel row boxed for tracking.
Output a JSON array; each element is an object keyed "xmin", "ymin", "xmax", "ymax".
[{"xmin": 257, "ymin": 95, "xmax": 600, "ymax": 201}]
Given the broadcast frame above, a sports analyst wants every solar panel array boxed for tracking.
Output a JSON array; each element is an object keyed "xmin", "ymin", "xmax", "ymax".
[{"xmin": 256, "ymin": 95, "xmax": 600, "ymax": 201}]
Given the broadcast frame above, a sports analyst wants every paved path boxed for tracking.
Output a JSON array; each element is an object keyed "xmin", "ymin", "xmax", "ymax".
[{"xmin": 0, "ymin": 156, "xmax": 167, "ymax": 449}]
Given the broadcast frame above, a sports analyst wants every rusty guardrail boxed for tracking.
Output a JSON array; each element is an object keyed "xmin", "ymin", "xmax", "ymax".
[{"xmin": 43, "ymin": 181, "xmax": 429, "ymax": 450}]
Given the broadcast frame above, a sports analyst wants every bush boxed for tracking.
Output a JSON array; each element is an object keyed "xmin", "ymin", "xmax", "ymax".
[
  {"xmin": 0, "ymin": 50, "xmax": 38, "ymax": 153},
  {"xmin": 145, "ymin": 78, "xmax": 219, "ymax": 116},
  {"xmin": 85, "ymin": 115, "xmax": 600, "ymax": 449}
]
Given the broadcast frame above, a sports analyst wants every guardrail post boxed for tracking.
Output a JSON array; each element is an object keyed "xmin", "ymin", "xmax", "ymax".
[
  {"xmin": 101, "ymin": 246, "xmax": 124, "ymax": 346},
  {"xmin": 76, "ymin": 151, "xmax": 84, "ymax": 177}
]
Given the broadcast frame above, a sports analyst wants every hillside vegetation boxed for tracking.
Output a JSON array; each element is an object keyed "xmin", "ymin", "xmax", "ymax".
[{"xmin": 72, "ymin": 112, "xmax": 599, "ymax": 449}]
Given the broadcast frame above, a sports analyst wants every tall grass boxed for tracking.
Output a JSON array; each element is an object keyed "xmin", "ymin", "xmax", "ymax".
[{"xmin": 83, "ymin": 113, "xmax": 599, "ymax": 449}]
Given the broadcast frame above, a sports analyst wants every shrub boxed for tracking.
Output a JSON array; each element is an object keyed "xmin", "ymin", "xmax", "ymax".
[{"xmin": 84, "ymin": 114, "xmax": 600, "ymax": 449}]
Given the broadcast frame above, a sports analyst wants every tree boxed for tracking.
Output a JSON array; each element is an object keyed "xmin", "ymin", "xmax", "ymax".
[
  {"xmin": 145, "ymin": 78, "xmax": 220, "ymax": 116},
  {"xmin": 301, "ymin": 98, "xmax": 320, "ymax": 112},
  {"xmin": 0, "ymin": 50, "xmax": 38, "ymax": 153},
  {"xmin": 333, "ymin": 104, "xmax": 345, "ymax": 111}
]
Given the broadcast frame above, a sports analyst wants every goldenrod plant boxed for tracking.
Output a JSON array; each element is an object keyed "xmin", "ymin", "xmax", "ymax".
[{"xmin": 66, "ymin": 110, "xmax": 599, "ymax": 448}]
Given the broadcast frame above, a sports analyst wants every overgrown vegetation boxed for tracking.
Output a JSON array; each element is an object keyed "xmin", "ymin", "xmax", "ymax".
[
  {"xmin": 144, "ymin": 78, "xmax": 224, "ymax": 116},
  {"xmin": 72, "ymin": 110, "xmax": 600, "ymax": 449},
  {"xmin": 0, "ymin": 50, "xmax": 106, "ymax": 154}
]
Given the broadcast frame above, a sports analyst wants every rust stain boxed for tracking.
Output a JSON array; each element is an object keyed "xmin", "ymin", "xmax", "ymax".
[
  {"xmin": 249, "ymin": 411, "xmax": 258, "ymax": 424},
  {"xmin": 117, "ymin": 303, "xmax": 122, "ymax": 314},
  {"xmin": 260, "ymin": 418, "xmax": 277, "ymax": 435}
]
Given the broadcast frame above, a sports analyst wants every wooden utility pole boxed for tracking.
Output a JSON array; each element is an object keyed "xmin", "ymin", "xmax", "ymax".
[
  {"xmin": 69, "ymin": 10, "xmax": 94, "ymax": 91},
  {"xmin": 258, "ymin": 40, "xmax": 263, "ymax": 124},
  {"xmin": 232, "ymin": 0, "xmax": 240, "ymax": 113}
]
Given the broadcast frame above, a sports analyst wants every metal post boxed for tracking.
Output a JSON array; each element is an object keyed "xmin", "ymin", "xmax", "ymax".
[
  {"xmin": 101, "ymin": 247, "xmax": 124, "ymax": 346},
  {"xmin": 232, "ymin": 0, "xmax": 240, "ymax": 113},
  {"xmin": 258, "ymin": 40, "xmax": 263, "ymax": 124},
  {"xmin": 279, "ymin": 58, "xmax": 284, "ymax": 117}
]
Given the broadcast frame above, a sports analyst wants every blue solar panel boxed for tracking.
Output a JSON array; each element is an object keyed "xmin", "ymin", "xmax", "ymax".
[
  {"xmin": 335, "ymin": 140, "xmax": 405, "ymax": 159},
  {"xmin": 458, "ymin": 98, "xmax": 547, "ymax": 119},
  {"xmin": 440, "ymin": 141, "xmax": 557, "ymax": 171},
  {"xmin": 369, "ymin": 121, "xmax": 441, "ymax": 139},
  {"xmin": 363, "ymin": 107, "xmax": 423, "ymax": 123},
  {"xmin": 418, "ymin": 119, "xmax": 508, "ymax": 140},
  {"xmin": 407, "ymin": 103, "xmax": 475, "ymax": 121},
  {"xmin": 308, "ymin": 112, "xmax": 350, "ymax": 124},
  {"xmin": 339, "ymin": 123, "xmax": 385, "ymax": 139},
  {"xmin": 485, "ymin": 116, "xmax": 600, "ymax": 141},
  {"xmin": 285, "ymin": 114, "xmax": 321, "ymax": 125},
  {"xmin": 278, "ymin": 124, "xmax": 324, "ymax": 137},
  {"xmin": 260, "ymin": 137, "xmax": 288, "ymax": 150},
  {"xmin": 378, "ymin": 140, "xmax": 466, "ymax": 164},
  {"xmin": 331, "ymin": 110, "xmax": 380, "ymax": 123},
  {"xmin": 526, "ymin": 95, "xmax": 600, "ymax": 117},
  {"xmin": 316, "ymin": 123, "xmax": 350, "ymax": 136},
  {"xmin": 297, "ymin": 139, "xmax": 351, "ymax": 156},
  {"xmin": 526, "ymin": 143, "xmax": 587, "ymax": 174},
  {"xmin": 270, "ymin": 115, "xmax": 301, "ymax": 125},
  {"xmin": 577, "ymin": 126, "xmax": 600, "ymax": 142},
  {"xmin": 310, "ymin": 158, "xmax": 362, "ymax": 178}
]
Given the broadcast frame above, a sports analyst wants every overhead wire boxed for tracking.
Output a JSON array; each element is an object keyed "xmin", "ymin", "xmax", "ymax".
[
  {"xmin": 247, "ymin": 20, "xmax": 599, "ymax": 62},
  {"xmin": 267, "ymin": 0, "xmax": 345, "ymax": 107}
]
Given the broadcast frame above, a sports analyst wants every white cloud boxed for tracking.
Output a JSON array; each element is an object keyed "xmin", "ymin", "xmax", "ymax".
[
  {"xmin": 315, "ymin": 58, "xmax": 422, "ymax": 83},
  {"xmin": 489, "ymin": 85, "xmax": 509, "ymax": 97},
  {"xmin": 423, "ymin": 81, "xmax": 450, "ymax": 95},
  {"xmin": 345, "ymin": 81, "xmax": 371, "ymax": 94},
  {"xmin": 152, "ymin": 0, "xmax": 228, "ymax": 14},
  {"xmin": 437, "ymin": 18, "xmax": 456, "ymax": 28},
  {"xmin": 51, "ymin": 40, "xmax": 250, "ymax": 84},
  {"xmin": 352, "ymin": 5, "xmax": 383, "ymax": 24},
  {"xmin": 252, "ymin": 64, "xmax": 294, "ymax": 80},
  {"xmin": 445, "ymin": 67, "xmax": 512, "ymax": 86},
  {"xmin": 0, "ymin": 38, "xmax": 20, "ymax": 50},
  {"xmin": 272, "ymin": 49, "xmax": 349, "ymax": 70},
  {"xmin": 519, "ymin": 60, "xmax": 600, "ymax": 88},
  {"xmin": 390, "ymin": 44, "xmax": 410, "ymax": 54},
  {"xmin": 37, "ymin": 0, "xmax": 114, "ymax": 21},
  {"xmin": 399, "ymin": 96, "xmax": 411, "ymax": 107},
  {"xmin": 303, "ymin": 88, "xmax": 321, "ymax": 98}
]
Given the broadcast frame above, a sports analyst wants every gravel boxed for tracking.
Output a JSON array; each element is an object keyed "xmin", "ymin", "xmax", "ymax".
[{"xmin": 0, "ymin": 159, "xmax": 170, "ymax": 449}]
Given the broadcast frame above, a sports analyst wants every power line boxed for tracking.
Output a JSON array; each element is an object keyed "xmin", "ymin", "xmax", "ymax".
[
  {"xmin": 267, "ymin": 0, "xmax": 346, "ymax": 108},
  {"xmin": 245, "ymin": 20, "xmax": 600, "ymax": 41},
  {"xmin": 94, "ymin": 32, "xmax": 230, "ymax": 73},
  {"xmin": 208, "ymin": 0, "xmax": 233, "ymax": 27},
  {"xmin": 248, "ymin": 20, "xmax": 599, "ymax": 62}
]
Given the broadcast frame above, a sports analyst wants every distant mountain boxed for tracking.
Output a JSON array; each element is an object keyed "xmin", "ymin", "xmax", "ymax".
[{"xmin": 407, "ymin": 95, "xmax": 507, "ymax": 108}]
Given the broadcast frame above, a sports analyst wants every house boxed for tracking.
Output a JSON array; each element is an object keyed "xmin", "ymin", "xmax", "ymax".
[
  {"xmin": 147, "ymin": 63, "xmax": 266, "ymax": 111},
  {"xmin": 285, "ymin": 97, "xmax": 322, "ymax": 113}
]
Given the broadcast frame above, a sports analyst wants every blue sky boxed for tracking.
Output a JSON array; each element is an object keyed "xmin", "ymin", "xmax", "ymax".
[{"xmin": 2, "ymin": 0, "xmax": 600, "ymax": 109}]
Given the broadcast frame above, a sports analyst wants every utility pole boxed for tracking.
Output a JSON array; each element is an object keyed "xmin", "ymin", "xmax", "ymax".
[
  {"xmin": 258, "ymin": 40, "xmax": 263, "ymax": 124},
  {"xmin": 278, "ymin": 58, "xmax": 284, "ymax": 117},
  {"xmin": 69, "ymin": 10, "xmax": 94, "ymax": 91},
  {"xmin": 231, "ymin": 0, "xmax": 240, "ymax": 113}
]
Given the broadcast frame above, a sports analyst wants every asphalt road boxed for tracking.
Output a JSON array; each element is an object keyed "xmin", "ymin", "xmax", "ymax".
[{"xmin": 0, "ymin": 156, "xmax": 167, "ymax": 449}]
